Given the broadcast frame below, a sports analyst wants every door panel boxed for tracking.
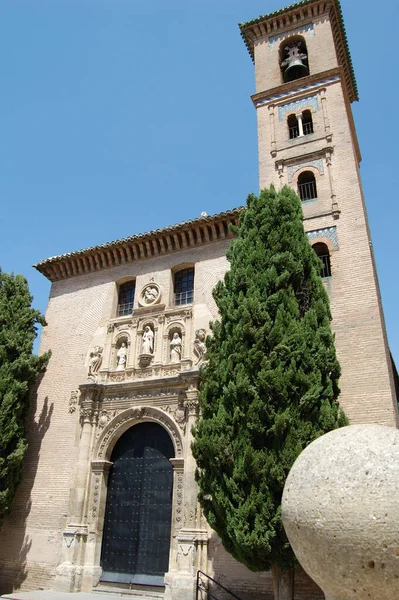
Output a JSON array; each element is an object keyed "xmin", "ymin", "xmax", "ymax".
[{"xmin": 101, "ymin": 422, "xmax": 175, "ymax": 585}]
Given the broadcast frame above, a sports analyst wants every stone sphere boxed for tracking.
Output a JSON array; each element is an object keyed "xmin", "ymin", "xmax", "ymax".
[{"xmin": 282, "ymin": 425, "xmax": 399, "ymax": 600}]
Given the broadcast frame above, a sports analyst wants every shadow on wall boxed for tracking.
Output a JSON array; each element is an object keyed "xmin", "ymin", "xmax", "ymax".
[
  {"xmin": 207, "ymin": 531, "xmax": 323, "ymax": 600},
  {"xmin": 0, "ymin": 385, "xmax": 54, "ymax": 595}
]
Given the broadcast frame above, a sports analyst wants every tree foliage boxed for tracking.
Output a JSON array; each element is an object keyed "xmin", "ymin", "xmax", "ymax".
[
  {"xmin": 192, "ymin": 186, "xmax": 347, "ymax": 572},
  {"xmin": 0, "ymin": 271, "xmax": 50, "ymax": 528}
]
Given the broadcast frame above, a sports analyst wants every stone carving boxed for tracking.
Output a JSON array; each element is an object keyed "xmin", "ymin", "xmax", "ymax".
[
  {"xmin": 68, "ymin": 390, "xmax": 79, "ymax": 413},
  {"xmin": 142, "ymin": 325, "xmax": 154, "ymax": 354},
  {"xmin": 116, "ymin": 342, "xmax": 127, "ymax": 370},
  {"xmin": 139, "ymin": 325, "xmax": 154, "ymax": 367},
  {"xmin": 170, "ymin": 332, "xmax": 182, "ymax": 363},
  {"xmin": 160, "ymin": 402, "xmax": 187, "ymax": 433},
  {"xmin": 87, "ymin": 346, "xmax": 103, "ymax": 379},
  {"xmin": 175, "ymin": 472, "xmax": 184, "ymax": 531},
  {"xmin": 193, "ymin": 329, "xmax": 206, "ymax": 364},
  {"xmin": 139, "ymin": 283, "xmax": 161, "ymax": 307},
  {"xmin": 96, "ymin": 406, "xmax": 183, "ymax": 459}
]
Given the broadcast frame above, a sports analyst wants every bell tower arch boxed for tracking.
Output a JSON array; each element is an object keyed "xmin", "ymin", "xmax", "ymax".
[{"xmin": 239, "ymin": 0, "xmax": 399, "ymax": 426}]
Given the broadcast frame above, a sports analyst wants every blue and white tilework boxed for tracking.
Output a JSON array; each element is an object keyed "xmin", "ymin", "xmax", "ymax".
[
  {"xmin": 269, "ymin": 23, "xmax": 314, "ymax": 51},
  {"xmin": 255, "ymin": 76, "xmax": 340, "ymax": 108},
  {"xmin": 288, "ymin": 159, "xmax": 324, "ymax": 182},
  {"xmin": 278, "ymin": 96, "xmax": 318, "ymax": 120},
  {"xmin": 306, "ymin": 227, "xmax": 338, "ymax": 249}
]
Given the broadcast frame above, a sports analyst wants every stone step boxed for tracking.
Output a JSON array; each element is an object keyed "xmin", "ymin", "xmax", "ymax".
[{"xmin": 93, "ymin": 584, "xmax": 165, "ymax": 600}]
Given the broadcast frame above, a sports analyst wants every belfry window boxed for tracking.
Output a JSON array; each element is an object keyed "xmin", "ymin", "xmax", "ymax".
[
  {"xmin": 280, "ymin": 38, "xmax": 309, "ymax": 83},
  {"xmin": 288, "ymin": 114, "xmax": 299, "ymax": 139},
  {"xmin": 298, "ymin": 171, "xmax": 317, "ymax": 201},
  {"xmin": 288, "ymin": 110, "xmax": 314, "ymax": 140},
  {"xmin": 313, "ymin": 243, "xmax": 331, "ymax": 278},
  {"xmin": 302, "ymin": 110, "xmax": 313, "ymax": 135},
  {"xmin": 174, "ymin": 267, "xmax": 194, "ymax": 306},
  {"xmin": 117, "ymin": 280, "xmax": 135, "ymax": 316}
]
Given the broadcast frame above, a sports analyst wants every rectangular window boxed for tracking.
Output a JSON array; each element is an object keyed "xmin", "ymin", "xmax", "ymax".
[
  {"xmin": 117, "ymin": 281, "xmax": 135, "ymax": 316},
  {"xmin": 174, "ymin": 268, "xmax": 194, "ymax": 306}
]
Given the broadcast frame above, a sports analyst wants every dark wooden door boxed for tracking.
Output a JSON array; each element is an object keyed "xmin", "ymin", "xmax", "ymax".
[{"xmin": 101, "ymin": 422, "xmax": 175, "ymax": 586}]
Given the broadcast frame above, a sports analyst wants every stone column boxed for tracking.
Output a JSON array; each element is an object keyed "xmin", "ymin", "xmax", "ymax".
[
  {"xmin": 168, "ymin": 384, "xmax": 208, "ymax": 600},
  {"xmin": 297, "ymin": 113, "xmax": 304, "ymax": 137},
  {"xmin": 325, "ymin": 148, "xmax": 340, "ymax": 218},
  {"xmin": 81, "ymin": 459, "xmax": 113, "ymax": 592},
  {"xmin": 54, "ymin": 385, "xmax": 100, "ymax": 592}
]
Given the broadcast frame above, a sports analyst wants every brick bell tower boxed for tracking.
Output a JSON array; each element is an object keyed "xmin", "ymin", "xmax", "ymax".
[{"xmin": 240, "ymin": 0, "xmax": 399, "ymax": 426}]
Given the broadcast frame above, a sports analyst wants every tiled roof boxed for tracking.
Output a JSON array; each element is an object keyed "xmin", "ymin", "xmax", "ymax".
[{"xmin": 34, "ymin": 207, "xmax": 244, "ymax": 282}]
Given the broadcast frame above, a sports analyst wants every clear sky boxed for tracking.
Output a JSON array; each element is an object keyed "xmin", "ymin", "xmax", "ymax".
[{"xmin": 2, "ymin": 0, "xmax": 398, "ymax": 361}]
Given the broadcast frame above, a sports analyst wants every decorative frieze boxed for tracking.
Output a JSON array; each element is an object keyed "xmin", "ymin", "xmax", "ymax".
[
  {"xmin": 278, "ymin": 95, "xmax": 319, "ymax": 120},
  {"xmin": 288, "ymin": 158, "xmax": 324, "ymax": 183},
  {"xmin": 306, "ymin": 226, "xmax": 338, "ymax": 249},
  {"xmin": 269, "ymin": 23, "xmax": 314, "ymax": 51}
]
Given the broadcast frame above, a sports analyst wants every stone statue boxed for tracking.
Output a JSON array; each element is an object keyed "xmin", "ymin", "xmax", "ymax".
[
  {"xmin": 88, "ymin": 346, "xmax": 103, "ymax": 377},
  {"xmin": 116, "ymin": 342, "xmax": 127, "ymax": 370},
  {"xmin": 142, "ymin": 326, "xmax": 154, "ymax": 354},
  {"xmin": 170, "ymin": 332, "xmax": 182, "ymax": 363},
  {"xmin": 193, "ymin": 329, "xmax": 206, "ymax": 364},
  {"xmin": 144, "ymin": 286, "xmax": 158, "ymax": 303}
]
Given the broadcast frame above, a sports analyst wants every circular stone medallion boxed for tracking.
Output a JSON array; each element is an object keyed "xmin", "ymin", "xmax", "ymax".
[{"xmin": 139, "ymin": 282, "xmax": 161, "ymax": 307}]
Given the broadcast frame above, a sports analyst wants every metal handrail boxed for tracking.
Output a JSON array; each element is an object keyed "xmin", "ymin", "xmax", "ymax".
[{"xmin": 196, "ymin": 570, "xmax": 246, "ymax": 600}]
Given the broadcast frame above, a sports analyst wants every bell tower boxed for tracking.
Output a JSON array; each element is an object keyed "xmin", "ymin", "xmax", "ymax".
[{"xmin": 240, "ymin": 0, "xmax": 399, "ymax": 426}]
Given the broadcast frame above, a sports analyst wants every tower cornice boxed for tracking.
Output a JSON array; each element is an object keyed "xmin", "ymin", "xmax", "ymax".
[{"xmin": 239, "ymin": 0, "xmax": 358, "ymax": 103}]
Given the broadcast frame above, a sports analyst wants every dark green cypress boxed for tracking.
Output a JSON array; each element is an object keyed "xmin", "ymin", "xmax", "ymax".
[
  {"xmin": 192, "ymin": 186, "xmax": 347, "ymax": 575},
  {"xmin": 0, "ymin": 271, "xmax": 50, "ymax": 529}
]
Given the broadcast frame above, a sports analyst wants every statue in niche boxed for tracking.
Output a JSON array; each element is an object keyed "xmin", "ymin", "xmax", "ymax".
[
  {"xmin": 88, "ymin": 346, "xmax": 103, "ymax": 377},
  {"xmin": 170, "ymin": 332, "xmax": 182, "ymax": 363},
  {"xmin": 193, "ymin": 329, "xmax": 206, "ymax": 364},
  {"xmin": 142, "ymin": 325, "xmax": 154, "ymax": 354},
  {"xmin": 116, "ymin": 342, "xmax": 127, "ymax": 371}
]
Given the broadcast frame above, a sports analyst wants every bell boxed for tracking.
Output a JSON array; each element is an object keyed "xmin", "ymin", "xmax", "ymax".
[{"xmin": 281, "ymin": 42, "xmax": 309, "ymax": 83}]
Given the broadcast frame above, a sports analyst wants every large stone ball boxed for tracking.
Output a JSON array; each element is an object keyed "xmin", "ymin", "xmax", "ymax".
[{"xmin": 282, "ymin": 425, "xmax": 399, "ymax": 600}]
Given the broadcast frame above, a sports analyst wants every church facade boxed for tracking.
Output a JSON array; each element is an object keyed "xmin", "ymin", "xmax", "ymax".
[{"xmin": 0, "ymin": 2, "xmax": 397, "ymax": 600}]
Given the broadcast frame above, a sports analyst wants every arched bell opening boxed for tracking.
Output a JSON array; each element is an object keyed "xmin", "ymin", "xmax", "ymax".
[
  {"xmin": 287, "ymin": 113, "xmax": 299, "ymax": 139},
  {"xmin": 280, "ymin": 36, "xmax": 309, "ymax": 83},
  {"xmin": 312, "ymin": 242, "xmax": 332, "ymax": 278},
  {"xmin": 302, "ymin": 109, "xmax": 314, "ymax": 135},
  {"xmin": 100, "ymin": 422, "xmax": 175, "ymax": 586},
  {"xmin": 298, "ymin": 171, "xmax": 317, "ymax": 201}
]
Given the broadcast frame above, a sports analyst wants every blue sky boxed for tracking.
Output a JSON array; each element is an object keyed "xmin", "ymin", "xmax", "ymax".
[{"xmin": 2, "ymin": 0, "xmax": 398, "ymax": 361}]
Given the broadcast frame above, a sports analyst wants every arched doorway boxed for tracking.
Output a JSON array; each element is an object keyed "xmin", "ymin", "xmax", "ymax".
[{"xmin": 100, "ymin": 422, "xmax": 175, "ymax": 586}]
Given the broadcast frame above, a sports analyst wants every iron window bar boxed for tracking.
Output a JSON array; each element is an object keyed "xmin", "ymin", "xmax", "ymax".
[{"xmin": 298, "ymin": 181, "xmax": 317, "ymax": 201}]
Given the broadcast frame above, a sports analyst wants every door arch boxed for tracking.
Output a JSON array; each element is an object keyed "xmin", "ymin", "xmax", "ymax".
[{"xmin": 100, "ymin": 421, "xmax": 175, "ymax": 586}]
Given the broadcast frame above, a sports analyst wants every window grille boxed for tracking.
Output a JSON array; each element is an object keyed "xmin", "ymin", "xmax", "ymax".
[
  {"xmin": 174, "ymin": 268, "xmax": 194, "ymax": 306},
  {"xmin": 313, "ymin": 243, "xmax": 332, "ymax": 278},
  {"xmin": 117, "ymin": 281, "xmax": 135, "ymax": 316},
  {"xmin": 298, "ymin": 172, "xmax": 317, "ymax": 201}
]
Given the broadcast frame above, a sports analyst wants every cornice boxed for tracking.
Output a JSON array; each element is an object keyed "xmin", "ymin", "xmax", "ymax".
[
  {"xmin": 34, "ymin": 208, "xmax": 243, "ymax": 283},
  {"xmin": 239, "ymin": 0, "xmax": 358, "ymax": 103},
  {"xmin": 251, "ymin": 67, "xmax": 343, "ymax": 107}
]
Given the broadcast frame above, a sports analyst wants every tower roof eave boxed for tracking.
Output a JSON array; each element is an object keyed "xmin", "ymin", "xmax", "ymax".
[{"xmin": 239, "ymin": 0, "xmax": 358, "ymax": 102}]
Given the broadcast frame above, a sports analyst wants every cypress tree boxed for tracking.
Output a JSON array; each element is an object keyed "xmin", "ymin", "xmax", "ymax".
[
  {"xmin": 192, "ymin": 186, "xmax": 347, "ymax": 599},
  {"xmin": 0, "ymin": 271, "xmax": 50, "ymax": 529}
]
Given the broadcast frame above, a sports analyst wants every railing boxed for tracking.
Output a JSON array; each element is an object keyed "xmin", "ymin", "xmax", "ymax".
[
  {"xmin": 196, "ymin": 570, "xmax": 246, "ymax": 600},
  {"xmin": 303, "ymin": 121, "xmax": 313, "ymax": 135},
  {"xmin": 317, "ymin": 253, "xmax": 332, "ymax": 278},
  {"xmin": 289, "ymin": 125, "xmax": 300, "ymax": 139},
  {"xmin": 298, "ymin": 180, "xmax": 317, "ymax": 201}
]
